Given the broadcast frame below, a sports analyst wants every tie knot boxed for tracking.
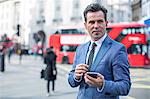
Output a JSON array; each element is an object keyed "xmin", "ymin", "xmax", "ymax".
[{"xmin": 92, "ymin": 43, "xmax": 97, "ymax": 49}]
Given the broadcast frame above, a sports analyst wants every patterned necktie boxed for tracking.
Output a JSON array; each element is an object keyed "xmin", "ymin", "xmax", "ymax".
[{"xmin": 87, "ymin": 42, "xmax": 97, "ymax": 70}]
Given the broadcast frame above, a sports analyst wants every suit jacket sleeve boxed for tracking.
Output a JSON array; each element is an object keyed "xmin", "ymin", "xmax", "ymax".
[
  {"xmin": 101, "ymin": 46, "xmax": 131, "ymax": 96},
  {"xmin": 68, "ymin": 46, "xmax": 83, "ymax": 87}
]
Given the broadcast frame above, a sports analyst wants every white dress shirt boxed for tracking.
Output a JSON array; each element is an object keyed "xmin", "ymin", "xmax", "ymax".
[{"xmin": 86, "ymin": 33, "xmax": 107, "ymax": 64}]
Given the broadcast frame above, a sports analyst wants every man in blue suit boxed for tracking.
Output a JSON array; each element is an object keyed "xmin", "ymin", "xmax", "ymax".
[{"xmin": 68, "ymin": 3, "xmax": 131, "ymax": 99}]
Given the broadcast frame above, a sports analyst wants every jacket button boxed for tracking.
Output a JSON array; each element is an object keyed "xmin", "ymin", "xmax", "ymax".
[
  {"xmin": 85, "ymin": 85, "xmax": 89, "ymax": 89},
  {"xmin": 105, "ymin": 92, "xmax": 110, "ymax": 95}
]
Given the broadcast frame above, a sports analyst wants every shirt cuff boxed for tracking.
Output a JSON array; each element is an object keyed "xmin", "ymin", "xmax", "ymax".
[
  {"xmin": 73, "ymin": 75, "xmax": 82, "ymax": 82},
  {"xmin": 97, "ymin": 79, "xmax": 105, "ymax": 92}
]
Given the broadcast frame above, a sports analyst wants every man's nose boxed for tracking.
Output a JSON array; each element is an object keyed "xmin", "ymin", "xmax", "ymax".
[{"xmin": 94, "ymin": 22, "xmax": 99, "ymax": 29}]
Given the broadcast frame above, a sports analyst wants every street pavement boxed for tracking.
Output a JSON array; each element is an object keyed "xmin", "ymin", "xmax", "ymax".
[
  {"xmin": 0, "ymin": 55, "xmax": 150, "ymax": 99},
  {"xmin": 0, "ymin": 55, "xmax": 78, "ymax": 99}
]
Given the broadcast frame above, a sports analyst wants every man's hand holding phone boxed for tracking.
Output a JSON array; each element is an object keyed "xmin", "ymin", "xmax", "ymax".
[
  {"xmin": 86, "ymin": 72, "xmax": 98, "ymax": 78},
  {"xmin": 84, "ymin": 72, "xmax": 104, "ymax": 88},
  {"xmin": 74, "ymin": 64, "xmax": 89, "ymax": 80}
]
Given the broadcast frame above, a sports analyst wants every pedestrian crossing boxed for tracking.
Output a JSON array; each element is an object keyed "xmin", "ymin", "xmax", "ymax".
[
  {"xmin": 0, "ymin": 57, "xmax": 78, "ymax": 99},
  {"xmin": 1, "ymin": 55, "xmax": 150, "ymax": 99}
]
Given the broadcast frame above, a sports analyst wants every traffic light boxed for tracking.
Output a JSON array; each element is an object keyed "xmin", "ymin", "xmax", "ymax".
[{"xmin": 16, "ymin": 24, "xmax": 20, "ymax": 36}]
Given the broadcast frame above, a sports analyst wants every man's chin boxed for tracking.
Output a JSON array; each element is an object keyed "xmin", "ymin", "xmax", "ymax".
[{"xmin": 92, "ymin": 36, "xmax": 101, "ymax": 41}]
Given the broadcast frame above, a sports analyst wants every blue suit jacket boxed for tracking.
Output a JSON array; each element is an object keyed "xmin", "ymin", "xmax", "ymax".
[{"xmin": 68, "ymin": 36, "xmax": 131, "ymax": 99}]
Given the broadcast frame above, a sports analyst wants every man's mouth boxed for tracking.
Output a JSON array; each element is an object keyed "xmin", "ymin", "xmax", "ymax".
[{"xmin": 92, "ymin": 31, "xmax": 100, "ymax": 34}]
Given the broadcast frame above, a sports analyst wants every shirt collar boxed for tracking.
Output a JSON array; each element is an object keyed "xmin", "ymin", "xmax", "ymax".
[{"xmin": 90, "ymin": 33, "xmax": 107, "ymax": 46}]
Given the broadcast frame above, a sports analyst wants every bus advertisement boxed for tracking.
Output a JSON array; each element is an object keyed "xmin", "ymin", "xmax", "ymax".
[{"xmin": 48, "ymin": 23, "xmax": 150, "ymax": 67}]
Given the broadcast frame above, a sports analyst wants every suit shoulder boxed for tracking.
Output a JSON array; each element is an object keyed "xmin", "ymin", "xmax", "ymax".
[
  {"xmin": 109, "ymin": 38, "xmax": 126, "ymax": 50},
  {"xmin": 77, "ymin": 42, "xmax": 89, "ymax": 50},
  {"xmin": 111, "ymin": 39, "xmax": 125, "ymax": 47}
]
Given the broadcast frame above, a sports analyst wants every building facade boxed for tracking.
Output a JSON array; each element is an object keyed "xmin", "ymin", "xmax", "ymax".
[
  {"xmin": 132, "ymin": 0, "xmax": 150, "ymax": 22},
  {"xmin": 0, "ymin": 0, "xmax": 142, "ymax": 46}
]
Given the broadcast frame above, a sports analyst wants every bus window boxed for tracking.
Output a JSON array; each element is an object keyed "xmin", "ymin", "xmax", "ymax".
[
  {"xmin": 124, "ymin": 27, "xmax": 147, "ymax": 34},
  {"xmin": 61, "ymin": 45, "xmax": 69, "ymax": 52},
  {"xmin": 115, "ymin": 29, "xmax": 126, "ymax": 42},
  {"xmin": 115, "ymin": 27, "xmax": 148, "ymax": 42},
  {"xmin": 140, "ymin": 28, "xmax": 144, "ymax": 34},
  {"xmin": 131, "ymin": 28, "xmax": 136, "ymax": 34},
  {"xmin": 106, "ymin": 28, "xmax": 112, "ymax": 34},
  {"xmin": 61, "ymin": 45, "xmax": 78, "ymax": 52},
  {"xmin": 55, "ymin": 28, "xmax": 86, "ymax": 34},
  {"xmin": 128, "ymin": 44, "xmax": 141, "ymax": 54},
  {"xmin": 62, "ymin": 29, "xmax": 77, "ymax": 34},
  {"xmin": 55, "ymin": 30, "xmax": 60, "ymax": 34},
  {"xmin": 122, "ymin": 29, "xmax": 128, "ymax": 35},
  {"xmin": 127, "ymin": 44, "xmax": 148, "ymax": 55},
  {"xmin": 128, "ymin": 28, "xmax": 132, "ymax": 34},
  {"xmin": 142, "ymin": 45, "xmax": 148, "ymax": 56}
]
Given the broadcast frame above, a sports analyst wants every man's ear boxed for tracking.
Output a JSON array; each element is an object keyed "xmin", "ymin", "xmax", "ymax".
[
  {"xmin": 106, "ymin": 21, "xmax": 108, "ymax": 26},
  {"xmin": 84, "ymin": 22, "xmax": 87, "ymax": 30}
]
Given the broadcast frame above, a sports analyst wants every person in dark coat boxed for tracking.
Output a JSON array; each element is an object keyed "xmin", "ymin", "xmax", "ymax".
[
  {"xmin": 44, "ymin": 47, "xmax": 57, "ymax": 96},
  {"xmin": 0, "ymin": 45, "xmax": 5, "ymax": 72}
]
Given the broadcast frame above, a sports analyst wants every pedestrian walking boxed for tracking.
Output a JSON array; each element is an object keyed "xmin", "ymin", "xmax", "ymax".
[
  {"xmin": 44, "ymin": 47, "xmax": 57, "ymax": 96},
  {"xmin": 7, "ymin": 46, "xmax": 14, "ymax": 63},
  {"xmin": 0, "ymin": 44, "xmax": 5, "ymax": 72},
  {"xmin": 18, "ymin": 49, "xmax": 23, "ymax": 63},
  {"xmin": 68, "ymin": 3, "xmax": 131, "ymax": 99}
]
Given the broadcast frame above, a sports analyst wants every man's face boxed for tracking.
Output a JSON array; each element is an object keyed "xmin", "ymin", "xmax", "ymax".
[{"xmin": 84, "ymin": 11, "xmax": 108, "ymax": 41}]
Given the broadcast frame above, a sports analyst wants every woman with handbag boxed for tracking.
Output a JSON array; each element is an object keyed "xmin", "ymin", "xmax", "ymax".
[{"xmin": 44, "ymin": 47, "xmax": 57, "ymax": 96}]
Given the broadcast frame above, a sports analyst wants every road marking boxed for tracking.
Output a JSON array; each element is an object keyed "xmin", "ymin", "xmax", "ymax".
[
  {"xmin": 121, "ymin": 96, "xmax": 136, "ymax": 99},
  {"xmin": 131, "ymin": 78, "xmax": 150, "ymax": 82},
  {"xmin": 132, "ymin": 83, "xmax": 150, "ymax": 89},
  {"xmin": 57, "ymin": 65, "xmax": 71, "ymax": 72},
  {"xmin": 126, "ymin": 96, "xmax": 136, "ymax": 99}
]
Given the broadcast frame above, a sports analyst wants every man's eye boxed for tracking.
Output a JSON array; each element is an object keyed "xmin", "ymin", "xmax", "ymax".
[
  {"xmin": 89, "ymin": 21, "xmax": 95, "ymax": 24},
  {"xmin": 98, "ymin": 20, "xmax": 104, "ymax": 23}
]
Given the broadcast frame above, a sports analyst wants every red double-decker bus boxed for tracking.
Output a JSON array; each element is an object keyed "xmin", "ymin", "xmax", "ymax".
[
  {"xmin": 48, "ymin": 25, "xmax": 89, "ymax": 64},
  {"xmin": 48, "ymin": 23, "xmax": 150, "ymax": 67},
  {"xmin": 107, "ymin": 23, "xmax": 149, "ymax": 67}
]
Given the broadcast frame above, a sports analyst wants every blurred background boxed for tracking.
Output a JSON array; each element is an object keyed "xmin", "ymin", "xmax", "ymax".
[
  {"xmin": 0, "ymin": 0, "xmax": 150, "ymax": 99},
  {"xmin": 0, "ymin": 0, "xmax": 149, "ymax": 49}
]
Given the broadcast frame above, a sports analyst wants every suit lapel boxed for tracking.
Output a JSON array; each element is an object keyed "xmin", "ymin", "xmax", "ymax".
[
  {"xmin": 82, "ymin": 42, "xmax": 90, "ymax": 64},
  {"xmin": 92, "ymin": 36, "xmax": 112, "ymax": 71}
]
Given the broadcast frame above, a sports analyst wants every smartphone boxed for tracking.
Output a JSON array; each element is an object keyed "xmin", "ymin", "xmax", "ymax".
[{"xmin": 86, "ymin": 72, "xmax": 98, "ymax": 78}]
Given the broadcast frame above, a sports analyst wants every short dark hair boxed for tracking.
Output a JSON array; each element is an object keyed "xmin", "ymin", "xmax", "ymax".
[{"xmin": 83, "ymin": 3, "xmax": 108, "ymax": 22}]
